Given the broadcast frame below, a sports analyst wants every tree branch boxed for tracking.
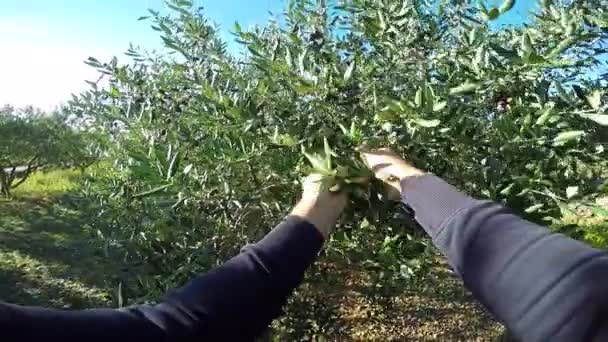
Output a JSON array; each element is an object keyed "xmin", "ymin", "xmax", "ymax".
[{"xmin": 10, "ymin": 155, "xmax": 40, "ymax": 190}]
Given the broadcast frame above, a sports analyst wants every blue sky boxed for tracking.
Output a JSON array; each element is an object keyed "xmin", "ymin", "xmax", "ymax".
[
  {"xmin": 0, "ymin": 0, "xmax": 285, "ymax": 109},
  {"xmin": 0, "ymin": 0, "xmax": 532, "ymax": 110}
]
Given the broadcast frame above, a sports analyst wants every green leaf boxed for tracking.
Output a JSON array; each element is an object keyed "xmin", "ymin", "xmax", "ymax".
[
  {"xmin": 166, "ymin": 150, "xmax": 179, "ymax": 180},
  {"xmin": 133, "ymin": 184, "xmax": 172, "ymax": 199},
  {"xmin": 553, "ymin": 130, "xmax": 585, "ymax": 146},
  {"xmin": 592, "ymin": 207, "xmax": 608, "ymax": 217},
  {"xmin": 525, "ymin": 203, "xmax": 544, "ymax": 213},
  {"xmin": 586, "ymin": 90, "xmax": 602, "ymax": 110},
  {"xmin": 547, "ymin": 36, "xmax": 576, "ymax": 59},
  {"xmin": 110, "ymin": 85, "xmax": 120, "ymax": 98},
  {"xmin": 304, "ymin": 151, "xmax": 331, "ymax": 174},
  {"xmin": 579, "ymin": 114, "xmax": 608, "ymax": 126},
  {"xmin": 554, "ymin": 82, "xmax": 571, "ymax": 103},
  {"xmin": 524, "ymin": 52, "xmax": 546, "ymax": 64},
  {"xmin": 183, "ymin": 164, "xmax": 193, "ymax": 175},
  {"xmin": 566, "ymin": 186, "xmax": 579, "ymax": 199},
  {"xmin": 323, "ymin": 137, "xmax": 333, "ymax": 170},
  {"xmin": 469, "ymin": 27, "xmax": 479, "ymax": 45},
  {"xmin": 414, "ymin": 88, "xmax": 423, "ymax": 107},
  {"xmin": 413, "ymin": 119, "xmax": 440, "ymax": 128},
  {"xmin": 499, "ymin": 0, "xmax": 515, "ymax": 14},
  {"xmin": 338, "ymin": 123, "xmax": 349, "ymax": 136},
  {"xmin": 482, "ymin": 7, "xmax": 500, "ymax": 21},
  {"xmin": 487, "ymin": 7, "xmax": 500, "ymax": 20},
  {"xmin": 350, "ymin": 121, "xmax": 357, "ymax": 138},
  {"xmin": 344, "ymin": 60, "xmax": 356, "ymax": 82},
  {"xmin": 449, "ymin": 82, "xmax": 480, "ymax": 95},
  {"xmin": 500, "ymin": 183, "xmax": 515, "ymax": 196},
  {"xmin": 535, "ymin": 107, "xmax": 553, "ymax": 126},
  {"xmin": 521, "ymin": 32, "xmax": 534, "ymax": 54},
  {"xmin": 433, "ymin": 101, "xmax": 447, "ymax": 112}
]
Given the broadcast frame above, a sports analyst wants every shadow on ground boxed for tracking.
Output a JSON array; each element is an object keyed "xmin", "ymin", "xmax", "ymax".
[{"xmin": 0, "ymin": 194, "xmax": 121, "ymax": 308}]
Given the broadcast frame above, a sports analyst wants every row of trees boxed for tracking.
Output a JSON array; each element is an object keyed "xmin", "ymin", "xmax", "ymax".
[{"xmin": 0, "ymin": 105, "xmax": 101, "ymax": 196}]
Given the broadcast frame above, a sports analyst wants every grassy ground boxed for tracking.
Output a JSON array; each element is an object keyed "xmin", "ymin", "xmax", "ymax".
[{"xmin": 0, "ymin": 169, "xmax": 120, "ymax": 308}]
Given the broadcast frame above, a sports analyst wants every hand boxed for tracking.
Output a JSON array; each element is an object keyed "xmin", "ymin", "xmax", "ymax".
[
  {"xmin": 291, "ymin": 174, "xmax": 347, "ymax": 239},
  {"xmin": 360, "ymin": 148, "xmax": 426, "ymax": 200}
]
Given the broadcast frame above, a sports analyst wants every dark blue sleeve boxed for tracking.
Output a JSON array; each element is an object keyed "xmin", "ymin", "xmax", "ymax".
[
  {"xmin": 0, "ymin": 216, "xmax": 323, "ymax": 341},
  {"xmin": 402, "ymin": 175, "xmax": 608, "ymax": 341}
]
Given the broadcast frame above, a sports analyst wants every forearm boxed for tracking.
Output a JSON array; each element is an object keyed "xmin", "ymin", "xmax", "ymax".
[
  {"xmin": 291, "ymin": 197, "xmax": 342, "ymax": 239},
  {"xmin": 401, "ymin": 175, "xmax": 608, "ymax": 341},
  {"xmin": 137, "ymin": 215, "xmax": 324, "ymax": 340}
]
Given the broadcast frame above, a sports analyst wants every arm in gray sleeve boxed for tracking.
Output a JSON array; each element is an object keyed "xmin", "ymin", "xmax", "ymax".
[
  {"xmin": 401, "ymin": 175, "xmax": 608, "ymax": 342},
  {"xmin": 0, "ymin": 216, "xmax": 323, "ymax": 341}
]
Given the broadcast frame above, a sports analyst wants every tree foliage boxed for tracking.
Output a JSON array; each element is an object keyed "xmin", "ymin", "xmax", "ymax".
[
  {"xmin": 68, "ymin": 0, "xmax": 607, "ymax": 333},
  {"xmin": 0, "ymin": 106, "xmax": 100, "ymax": 196}
]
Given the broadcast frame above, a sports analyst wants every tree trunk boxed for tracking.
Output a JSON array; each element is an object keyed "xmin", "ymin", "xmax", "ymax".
[{"xmin": 0, "ymin": 172, "xmax": 10, "ymax": 197}]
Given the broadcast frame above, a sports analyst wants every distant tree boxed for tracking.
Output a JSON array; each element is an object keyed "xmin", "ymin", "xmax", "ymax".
[{"xmin": 0, "ymin": 108, "xmax": 101, "ymax": 196}]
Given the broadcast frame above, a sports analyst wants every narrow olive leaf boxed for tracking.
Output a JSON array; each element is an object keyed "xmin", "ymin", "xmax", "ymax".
[
  {"xmin": 525, "ymin": 203, "xmax": 544, "ymax": 213},
  {"xmin": 553, "ymin": 130, "xmax": 585, "ymax": 146},
  {"xmin": 433, "ymin": 101, "xmax": 447, "ymax": 112},
  {"xmin": 183, "ymin": 164, "xmax": 193, "ymax": 175},
  {"xmin": 500, "ymin": 183, "xmax": 515, "ymax": 195},
  {"xmin": 344, "ymin": 60, "xmax": 356, "ymax": 82},
  {"xmin": 499, "ymin": 0, "xmax": 515, "ymax": 14},
  {"xmin": 586, "ymin": 90, "xmax": 602, "ymax": 110},
  {"xmin": 323, "ymin": 137, "xmax": 333, "ymax": 171},
  {"xmin": 481, "ymin": 6, "xmax": 500, "ymax": 21},
  {"xmin": 579, "ymin": 114, "xmax": 608, "ymax": 126},
  {"xmin": 338, "ymin": 123, "xmax": 349, "ymax": 136},
  {"xmin": 535, "ymin": 107, "xmax": 553, "ymax": 126},
  {"xmin": 117, "ymin": 282, "xmax": 123, "ymax": 308},
  {"xmin": 469, "ymin": 27, "xmax": 478, "ymax": 45},
  {"xmin": 413, "ymin": 119, "xmax": 441, "ymax": 127},
  {"xmin": 166, "ymin": 151, "xmax": 179, "ymax": 180},
  {"xmin": 304, "ymin": 151, "xmax": 331, "ymax": 174},
  {"xmin": 474, "ymin": 45, "xmax": 486, "ymax": 67},
  {"xmin": 566, "ymin": 186, "xmax": 579, "ymax": 199},
  {"xmin": 133, "ymin": 184, "xmax": 172, "ymax": 199},
  {"xmin": 547, "ymin": 36, "xmax": 576, "ymax": 58},
  {"xmin": 586, "ymin": 14, "xmax": 608, "ymax": 29},
  {"xmin": 521, "ymin": 32, "xmax": 534, "ymax": 54},
  {"xmin": 449, "ymin": 82, "xmax": 480, "ymax": 95},
  {"xmin": 414, "ymin": 88, "xmax": 423, "ymax": 107},
  {"xmin": 524, "ymin": 52, "xmax": 546, "ymax": 64},
  {"xmin": 554, "ymin": 82, "xmax": 571, "ymax": 103},
  {"xmin": 298, "ymin": 49, "xmax": 307, "ymax": 75}
]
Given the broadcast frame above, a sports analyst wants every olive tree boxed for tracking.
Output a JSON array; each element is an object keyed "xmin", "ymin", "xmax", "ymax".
[
  {"xmin": 68, "ymin": 1, "xmax": 607, "ymax": 335},
  {"xmin": 0, "ymin": 107, "xmax": 99, "ymax": 196}
]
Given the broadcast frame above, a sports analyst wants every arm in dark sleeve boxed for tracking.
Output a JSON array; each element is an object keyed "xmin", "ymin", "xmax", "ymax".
[
  {"xmin": 401, "ymin": 175, "xmax": 608, "ymax": 342},
  {"xmin": 1, "ymin": 216, "xmax": 323, "ymax": 341}
]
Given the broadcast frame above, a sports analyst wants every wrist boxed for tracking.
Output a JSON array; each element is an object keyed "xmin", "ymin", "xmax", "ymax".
[
  {"xmin": 395, "ymin": 164, "xmax": 426, "ymax": 181},
  {"xmin": 291, "ymin": 195, "xmax": 345, "ymax": 239}
]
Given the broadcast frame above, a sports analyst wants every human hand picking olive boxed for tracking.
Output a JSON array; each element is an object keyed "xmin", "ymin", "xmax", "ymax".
[{"xmin": 360, "ymin": 148, "xmax": 426, "ymax": 201}]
